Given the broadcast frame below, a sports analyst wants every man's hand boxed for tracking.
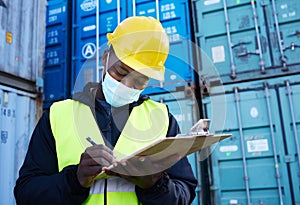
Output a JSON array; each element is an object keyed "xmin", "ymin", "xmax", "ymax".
[{"xmin": 77, "ymin": 144, "xmax": 115, "ymax": 188}]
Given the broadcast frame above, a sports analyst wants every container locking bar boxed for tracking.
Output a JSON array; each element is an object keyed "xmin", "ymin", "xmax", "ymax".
[
  {"xmin": 222, "ymin": 0, "xmax": 236, "ymax": 79},
  {"xmin": 251, "ymin": 0, "xmax": 265, "ymax": 74},
  {"xmin": 271, "ymin": 0, "xmax": 288, "ymax": 71},
  {"xmin": 285, "ymin": 80, "xmax": 300, "ymax": 176},
  {"xmin": 264, "ymin": 82, "xmax": 284, "ymax": 205},
  {"xmin": 234, "ymin": 87, "xmax": 251, "ymax": 205},
  {"xmin": 236, "ymin": 0, "xmax": 266, "ymax": 74}
]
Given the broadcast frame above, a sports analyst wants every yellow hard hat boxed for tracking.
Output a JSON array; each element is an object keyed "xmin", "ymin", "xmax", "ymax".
[{"xmin": 107, "ymin": 16, "xmax": 169, "ymax": 81}]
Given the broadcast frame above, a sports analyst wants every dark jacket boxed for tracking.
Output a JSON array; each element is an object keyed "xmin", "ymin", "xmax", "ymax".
[{"xmin": 14, "ymin": 83, "xmax": 197, "ymax": 205}]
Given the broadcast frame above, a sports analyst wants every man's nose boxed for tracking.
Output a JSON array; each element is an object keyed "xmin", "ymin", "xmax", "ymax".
[{"xmin": 121, "ymin": 77, "xmax": 135, "ymax": 89}]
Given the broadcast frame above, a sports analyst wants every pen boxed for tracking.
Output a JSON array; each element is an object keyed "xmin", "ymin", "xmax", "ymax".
[{"xmin": 86, "ymin": 137, "xmax": 97, "ymax": 145}]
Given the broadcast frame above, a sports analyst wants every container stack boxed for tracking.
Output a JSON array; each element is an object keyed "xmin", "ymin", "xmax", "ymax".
[
  {"xmin": 0, "ymin": 1, "xmax": 46, "ymax": 205},
  {"xmin": 194, "ymin": 0, "xmax": 300, "ymax": 204}
]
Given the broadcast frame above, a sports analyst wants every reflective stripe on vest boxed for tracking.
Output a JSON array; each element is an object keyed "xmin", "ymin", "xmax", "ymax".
[{"xmin": 50, "ymin": 99, "xmax": 169, "ymax": 205}]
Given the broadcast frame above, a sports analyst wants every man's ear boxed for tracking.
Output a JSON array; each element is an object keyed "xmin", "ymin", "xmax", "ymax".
[{"xmin": 102, "ymin": 49, "xmax": 109, "ymax": 67}]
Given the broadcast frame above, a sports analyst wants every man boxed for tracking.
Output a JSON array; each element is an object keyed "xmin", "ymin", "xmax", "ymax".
[{"xmin": 14, "ymin": 16, "xmax": 197, "ymax": 205}]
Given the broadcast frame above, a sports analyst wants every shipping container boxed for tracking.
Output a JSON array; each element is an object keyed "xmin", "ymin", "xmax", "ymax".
[
  {"xmin": 0, "ymin": 0, "xmax": 46, "ymax": 92},
  {"xmin": 203, "ymin": 74, "xmax": 300, "ymax": 205},
  {"xmin": 0, "ymin": 85, "xmax": 40, "ymax": 205},
  {"xmin": 44, "ymin": 0, "xmax": 195, "ymax": 108},
  {"xmin": 44, "ymin": 0, "xmax": 71, "ymax": 108},
  {"xmin": 194, "ymin": 0, "xmax": 300, "ymax": 84}
]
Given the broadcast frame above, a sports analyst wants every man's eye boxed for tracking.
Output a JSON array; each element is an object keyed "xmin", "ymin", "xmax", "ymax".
[{"xmin": 116, "ymin": 67, "xmax": 129, "ymax": 76}]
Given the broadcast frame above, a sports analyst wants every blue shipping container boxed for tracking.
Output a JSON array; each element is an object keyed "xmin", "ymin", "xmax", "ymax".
[
  {"xmin": 44, "ymin": 0, "xmax": 195, "ymax": 105},
  {"xmin": 44, "ymin": 0, "xmax": 71, "ymax": 108}
]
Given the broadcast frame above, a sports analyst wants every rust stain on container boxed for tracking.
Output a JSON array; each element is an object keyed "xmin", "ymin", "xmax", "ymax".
[{"xmin": 6, "ymin": 32, "xmax": 12, "ymax": 44}]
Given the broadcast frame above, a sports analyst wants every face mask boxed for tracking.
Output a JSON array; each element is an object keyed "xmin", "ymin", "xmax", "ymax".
[{"xmin": 102, "ymin": 51, "xmax": 144, "ymax": 107}]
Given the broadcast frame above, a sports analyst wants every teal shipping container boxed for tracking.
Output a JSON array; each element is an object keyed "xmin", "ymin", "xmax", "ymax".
[
  {"xmin": 194, "ymin": 0, "xmax": 300, "ymax": 84},
  {"xmin": 203, "ymin": 74, "xmax": 300, "ymax": 205}
]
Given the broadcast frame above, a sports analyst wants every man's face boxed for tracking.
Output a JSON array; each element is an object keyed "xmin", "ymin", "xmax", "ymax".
[{"xmin": 104, "ymin": 50, "xmax": 150, "ymax": 90}]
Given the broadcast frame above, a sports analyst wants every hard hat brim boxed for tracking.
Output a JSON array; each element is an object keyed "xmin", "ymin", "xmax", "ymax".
[{"xmin": 118, "ymin": 54, "xmax": 165, "ymax": 81}]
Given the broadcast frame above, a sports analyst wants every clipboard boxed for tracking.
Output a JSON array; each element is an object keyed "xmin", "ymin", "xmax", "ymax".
[{"xmin": 94, "ymin": 133, "xmax": 231, "ymax": 180}]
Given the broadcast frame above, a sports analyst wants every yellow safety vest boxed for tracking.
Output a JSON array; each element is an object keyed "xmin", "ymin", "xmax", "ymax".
[{"xmin": 50, "ymin": 99, "xmax": 169, "ymax": 205}]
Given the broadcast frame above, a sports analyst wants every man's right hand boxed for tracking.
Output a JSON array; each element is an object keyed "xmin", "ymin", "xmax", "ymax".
[{"xmin": 77, "ymin": 144, "xmax": 115, "ymax": 188}]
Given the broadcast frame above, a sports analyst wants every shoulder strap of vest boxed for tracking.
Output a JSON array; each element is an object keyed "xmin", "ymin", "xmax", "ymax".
[{"xmin": 50, "ymin": 99, "xmax": 106, "ymax": 171}]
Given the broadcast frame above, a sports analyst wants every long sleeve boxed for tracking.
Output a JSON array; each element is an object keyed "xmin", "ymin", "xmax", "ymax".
[
  {"xmin": 135, "ymin": 114, "xmax": 198, "ymax": 205},
  {"xmin": 14, "ymin": 111, "xmax": 89, "ymax": 205}
]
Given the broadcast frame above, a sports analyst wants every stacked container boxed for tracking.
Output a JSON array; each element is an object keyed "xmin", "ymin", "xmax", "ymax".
[
  {"xmin": 44, "ymin": 0, "xmax": 71, "ymax": 108},
  {"xmin": 196, "ymin": 0, "xmax": 300, "ymax": 84},
  {"xmin": 194, "ymin": 0, "xmax": 300, "ymax": 204},
  {"xmin": 44, "ymin": 0, "xmax": 195, "ymax": 103},
  {"xmin": 0, "ymin": 0, "xmax": 46, "ymax": 205}
]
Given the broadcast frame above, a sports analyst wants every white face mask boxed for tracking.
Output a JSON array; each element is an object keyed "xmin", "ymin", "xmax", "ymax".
[{"xmin": 102, "ymin": 51, "xmax": 144, "ymax": 107}]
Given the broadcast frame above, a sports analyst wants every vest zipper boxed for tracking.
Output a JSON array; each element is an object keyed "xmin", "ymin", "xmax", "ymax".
[{"xmin": 104, "ymin": 179, "xmax": 107, "ymax": 205}]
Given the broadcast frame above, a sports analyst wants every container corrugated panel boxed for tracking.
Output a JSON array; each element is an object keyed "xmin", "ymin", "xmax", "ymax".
[
  {"xmin": 0, "ymin": 0, "xmax": 46, "ymax": 82},
  {"xmin": 195, "ymin": 0, "xmax": 300, "ymax": 84},
  {"xmin": 265, "ymin": 0, "xmax": 300, "ymax": 69},
  {"xmin": 203, "ymin": 76, "xmax": 300, "ymax": 205},
  {"xmin": 0, "ymin": 85, "xmax": 38, "ymax": 205},
  {"xmin": 44, "ymin": 0, "xmax": 70, "ymax": 108},
  {"xmin": 150, "ymin": 91, "xmax": 200, "ymax": 205},
  {"xmin": 129, "ymin": 0, "xmax": 194, "ymax": 95},
  {"xmin": 71, "ymin": 0, "xmax": 127, "ymax": 93}
]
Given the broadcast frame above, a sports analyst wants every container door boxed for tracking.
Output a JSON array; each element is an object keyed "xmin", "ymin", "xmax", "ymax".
[
  {"xmin": 44, "ymin": 0, "xmax": 70, "ymax": 108},
  {"xmin": 279, "ymin": 82, "xmax": 300, "ymax": 204}
]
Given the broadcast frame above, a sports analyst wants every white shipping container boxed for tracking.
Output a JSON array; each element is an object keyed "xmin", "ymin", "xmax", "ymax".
[
  {"xmin": 0, "ymin": 0, "xmax": 46, "ymax": 84},
  {"xmin": 0, "ymin": 85, "xmax": 40, "ymax": 205}
]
